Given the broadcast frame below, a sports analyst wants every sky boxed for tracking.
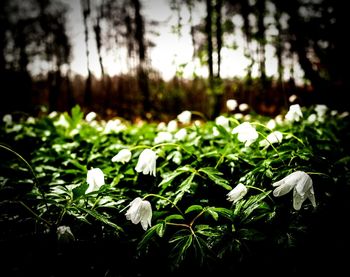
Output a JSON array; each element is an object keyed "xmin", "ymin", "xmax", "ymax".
[{"xmin": 63, "ymin": 0, "xmax": 303, "ymax": 82}]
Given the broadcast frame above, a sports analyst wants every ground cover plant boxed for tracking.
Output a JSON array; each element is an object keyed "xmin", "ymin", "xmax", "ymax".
[{"xmin": 1, "ymin": 103, "xmax": 350, "ymax": 276}]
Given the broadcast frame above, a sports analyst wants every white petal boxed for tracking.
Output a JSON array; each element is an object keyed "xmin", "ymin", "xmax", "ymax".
[{"xmin": 293, "ymin": 189, "xmax": 306, "ymax": 210}]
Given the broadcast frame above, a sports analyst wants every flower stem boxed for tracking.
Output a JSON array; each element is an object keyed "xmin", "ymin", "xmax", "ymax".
[{"xmin": 144, "ymin": 193, "xmax": 184, "ymax": 217}]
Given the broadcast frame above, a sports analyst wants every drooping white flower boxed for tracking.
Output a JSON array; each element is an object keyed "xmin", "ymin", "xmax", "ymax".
[
  {"xmin": 285, "ymin": 104, "xmax": 303, "ymax": 122},
  {"xmin": 239, "ymin": 103, "xmax": 249, "ymax": 112},
  {"xmin": 177, "ymin": 110, "xmax": 191, "ymax": 124},
  {"xmin": 272, "ymin": 171, "xmax": 316, "ymax": 211},
  {"xmin": 174, "ymin": 128, "xmax": 187, "ymax": 141},
  {"xmin": 167, "ymin": 120, "xmax": 178, "ymax": 132},
  {"xmin": 215, "ymin": 115, "xmax": 230, "ymax": 130},
  {"xmin": 259, "ymin": 131, "xmax": 283, "ymax": 147},
  {"xmin": 154, "ymin": 131, "xmax": 173, "ymax": 144},
  {"xmin": 135, "ymin": 149, "xmax": 157, "ymax": 176},
  {"xmin": 26, "ymin": 117, "xmax": 35, "ymax": 124},
  {"xmin": 125, "ymin": 197, "xmax": 152, "ymax": 231},
  {"xmin": 227, "ymin": 183, "xmax": 248, "ymax": 203},
  {"xmin": 57, "ymin": 225, "xmax": 75, "ymax": 242},
  {"xmin": 232, "ymin": 122, "xmax": 259, "ymax": 147},
  {"xmin": 226, "ymin": 99, "xmax": 238, "ymax": 111},
  {"xmin": 275, "ymin": 114, "xmax": 284, "ymax": 124},
  {"xmin": 86, "ymin": 168, "xmax": 105, "ymax": 193},
  {"xmin": 112, "ymin": 149, "xmax": 132, "ymax": 163},
  {"xmin": 85, "ymin": 111, "xmax": 97, "ymax": 122}
]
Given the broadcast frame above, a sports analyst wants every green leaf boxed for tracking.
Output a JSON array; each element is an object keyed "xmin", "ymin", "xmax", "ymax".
[
  {"xmin": 195, "ymin": 224, "xmax": 221, "ymax": 237},
  {"xmin": 159, "ymin": 165, "xmax": 193, "ymax": 189},
  {"xmin": 72, "ymin": 182, "xmax": 88, "ymax": 199},
  {"xmin": 211, "ymin": 207, "xmax": 235, "ymax": 220},
  {"xmin": 198, "ymin": 167, "xmax": 232, "ymax": 190},
  {"xmin": 165, "ymin": 214, "xmax": 185, "ymax": 221},
  {"xmin": 79, "ymin": 207, "xmax": 123, "ymax": 233},
  {"xmin": 138, "ymin": 223, "xmax": 161, "ymax": 251},
  {"xmin": 185, "ymin": 205, "xmax": 203, "ymax": 214},
  {"xmin": 156, "ymin": 221, "xmax": 166, "ymax": 237},
  {"xmin": 205, "ymin": 207, "xmax": 218, "ymax": 221},
  {"xmin": 173, "ymin": 173, "xmax": 196, "ymax": 205}
]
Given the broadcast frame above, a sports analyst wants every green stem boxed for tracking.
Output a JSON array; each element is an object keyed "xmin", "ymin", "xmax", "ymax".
[
  {"xmin": 190, "ymin": 209, "xmax": 205, "ymax": 227},
  {"xmin": 144, "ymin": 193, "xmax": 184, "ymax": 217},
  {"xmin": 245, "ymin": 185, "xmax": 274, "ymax": 202},
  {"xmin": 165, "ymin": 222, "xmax": 189, "ymax": 229},
  {"xmin": 0, "ymin": 143, "xmax": 49, "ymax": 210},
  {"xmin": 19, "ymin": 201, "xmax": 52, "ymax": 227}
]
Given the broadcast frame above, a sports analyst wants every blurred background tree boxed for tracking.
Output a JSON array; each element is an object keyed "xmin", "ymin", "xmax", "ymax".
[{"xmin": 0, "ymin": 0, "xmax": 348, "ymax": 120}]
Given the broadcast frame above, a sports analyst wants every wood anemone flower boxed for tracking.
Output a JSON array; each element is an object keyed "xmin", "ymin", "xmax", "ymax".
[
  {"xmin": 86, "ymin": 168, "xmax": 105, "ymax": 194},
  {"xmin": 272, "ymin": 171, "xmax": 316, "ymax": 210},
  {"xmin": 135, "ymin": 149, "xmax": 157, "ymax": 177},
  {"xmin": 125, "ymin": 197, "xmax": 152, "ymax": 231},
  {"xmin": 227, "ymin": 183, "xmax": 248, "ymax": 203}
]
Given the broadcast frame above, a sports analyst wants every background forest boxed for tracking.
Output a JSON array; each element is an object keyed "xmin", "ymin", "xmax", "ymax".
[{"xmin": 1, "ymin": 0, "xmax": 349, "ymax": 120}]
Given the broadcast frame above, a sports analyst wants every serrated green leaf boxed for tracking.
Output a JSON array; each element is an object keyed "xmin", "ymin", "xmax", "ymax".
[
  {"xmin": 198, "ymin": 167, "xmax": 232, "ymax": 190},
  {"xmin": 79, "ymin": 207, "xmax": 123, "ymax": 232}
]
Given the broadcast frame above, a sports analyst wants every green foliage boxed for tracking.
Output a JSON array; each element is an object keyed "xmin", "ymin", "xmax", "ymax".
[{"xmin": 0, "ymin": 104, "xmax": 349, "ymax": 275}]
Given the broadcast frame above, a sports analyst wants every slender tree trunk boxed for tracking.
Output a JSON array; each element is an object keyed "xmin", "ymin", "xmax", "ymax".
[
  {"xmin": 132, "ymin": 0, "xmax": 150, "ymax": 115},
  {"xmin": 205, "ymin": 0, "xmax": 214, "ymax": 89},
  {"xmin": 81, "ymin": 0, "xmax": 92, "ymax": 108}
]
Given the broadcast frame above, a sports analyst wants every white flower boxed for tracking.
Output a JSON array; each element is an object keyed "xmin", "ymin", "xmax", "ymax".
[
  {"xmin": 307, "ymin": 114, "xmax": 317, "ymax": 123},
  {"xmin": 212, "ymin": 126, "xmax": 220, "ymax": 137},
  {"xmin": 314, "ymin": 104, "xmax": 328, "ymax": 118},
  {"xmin": 171, "ymin": 151, "xmax": 182, "ymax": 164},
  {"xmin": 259, "ymin": 131, "xmax": 283, "ymax": 147},
  {"xmin": 331, "ymin": 110, "xmax": 338, "ymax": 116},
  {"xmin": 215, "ymin": 115, "xmax": 230, "ymax": 130},
  {"xmin": 226, "ymin": 99, "xmax": 238, "ymax": 111},
  {"xmin": 288, "ymin": 94, "xmax": 298, "ymax": 103},
  {"xmin": 239, "ymin": 103, "xmax": 249, "ymax": 112},
  {"xmin": 85, "ymin": 111, "xmax": 97, "ymax": 122},
  {"xmin": 340, "ymin": 111, "xmax": 349, "ymax": 118},
  {"xmin": 177, "ymin": 110, "xmax": 191, "ymax": 124},
  {"xmin": 272, "ymin": 171, "xmax": 316, "ymax": 211},
  {"xmin": 157, "ymin": 122, "xmax": 166, "ymax": 131},
  {"xmin": 227, "ymin": 183, "xmax": 248, "ymax": 203},
  {"xmin": 266, "ymin": 119, "xmax": 276, "ymax": 130},
  {"xmin": 57, "ymin": 225, "xmax": 75, "ymax": 242},
  {"xmin": 104, "ymin": 119, "xmax": 126, "ymax": 134},
  {"xmin": 232, "ymin": 122, "xmax": 259, "ymax": 147},
  {"xmin": 135, "ymin": 149, "xmax": 157, "ymax": 176},
  {"xmin": 48, "ymin": 111, "xmax": 58, "ymax": 118},
  {"xmin": 167, "ymin": 120, "xmax": 178, "ymax": 132},
  {"xmin": 125, "ymin": 197, "xmax": 152, "ymax": 231},
  {"xmin": 285, "ymin": 104, "xmax": 303, "ymax": 122},
  {"xmin": 86, "ymin": 168, "xmax": 105, "ymax": 193},
  {"xmin": 54, "ymin": 114, "xmax": 70, "ymax": 129},
  {"xmin": 174, "ymin": 128, "xmax": 187, "ymax": 141},
  {"xmin": 275, "ymin": 114, "xmax": 284, "ymax": 124},
  {"xmin": 26, "ymin": 117, "xmax": 35, "ymax": 124},
  {"xmin": 234, "ymin": 113, "xmax": 243, "ymax": 120},
  {"xmin": 112, "ymin": 149, "xmax": 132, "ymax": 163},
  {"xmin": 154, "ymin": 131, "xmax": 173, "ymax": 144},
  {"xmin": 3, "ymin": 114, "xmax": 12, "ymax": 125}
]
